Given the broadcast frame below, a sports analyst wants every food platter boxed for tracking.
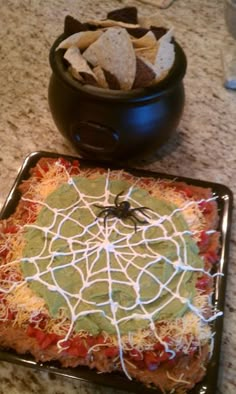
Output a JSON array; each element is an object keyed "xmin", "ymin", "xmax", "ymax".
[{"xmin": 0, "ymin": 151, "xmax": 233, "ymax": 394}]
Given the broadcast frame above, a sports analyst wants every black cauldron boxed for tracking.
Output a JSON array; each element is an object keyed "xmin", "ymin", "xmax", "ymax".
[{"xmin": 48, "ymin": 34, "xmax": 187, "ymax": 162}]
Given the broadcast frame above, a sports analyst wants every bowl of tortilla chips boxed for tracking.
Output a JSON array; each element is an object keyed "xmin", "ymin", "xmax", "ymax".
[{"xmin": 48, "ymin": 7, "xmax": 187, "ymax": 161}]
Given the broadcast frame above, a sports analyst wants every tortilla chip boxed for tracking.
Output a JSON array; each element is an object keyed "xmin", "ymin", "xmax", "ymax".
[
  {"xmin": 131, "ymin": 31, "xmax": 157, "ymax": 48},
  {"xmin": 68, "ymin": 66, "xmax": 83, "ymax": 82},
  {"xmin": 57, "ymin": 30, "xmax": 102, "ymax": 51},
  {"xmin": 135, "ymin": 44, "xmax": 158, "ymax": 65},
  {"xmin": 86, "ymin": 18, "xmax": 139, "ymax": 29},
  {"xmin": 83, "ymin": 28, "xmax": 136, "ymax": 90},
  {"xmin": 64, "ymin": 15, "xmax": 88, "ymax": 36},
  {"xmin": 64, "ymin": 46, "xmax": 97, "ymax": 82},
  {"xmin": 153, "ymin": 29, "xmax": 175, "ymax": 80},
  {"xmin": 93, "ymin": 66, "xmax": 109, "ymax": 89},
  {"xmin": 132, "ymin": 57, "xmax": 156, "ymax": 89},
  {"xmin": 60, "ymin": 8, "xmax": 176, "ymax": 90},
  {"xmin": 107, "ymin": 6, "xmax": 138, "ymax": 25},
  {"xmin": 82, "ymin": 44, "xmax": 98, "ymax": 67},
  {"xmin": 138, "ymin": 13, "xmax": 167, "ymax": 29}
]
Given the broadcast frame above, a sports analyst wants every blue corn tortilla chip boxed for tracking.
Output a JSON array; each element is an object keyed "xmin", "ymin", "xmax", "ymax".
[
  {"xmin": 80, "ymin": 72, "xmax": 98, "ymax": 86},
  {"xmin": 126, "ymin": 27, "xmax": 149, "ymax": 38},
  {"xmin": 103, "ymin": 69, "xmax": 120, "ymax": 90},
  {"xmin": 107, "ymin": 6, "xmax": 138, "ymax": 25},
  {"xmin": 150, "ymin": 26, "xmax": 168, "ymax": 40},
  {"xmin": 64, "ymin": 15, "xmax": 88, "ymax": 36},
  {"xmin": 132, "ymin": 57, "xmax": 156, "ymax": 89}
]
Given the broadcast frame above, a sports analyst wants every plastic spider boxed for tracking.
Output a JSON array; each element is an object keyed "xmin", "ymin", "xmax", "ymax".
[{"xmin": 95, "ymin": 191, "xmax": 152, "ymax": 231}]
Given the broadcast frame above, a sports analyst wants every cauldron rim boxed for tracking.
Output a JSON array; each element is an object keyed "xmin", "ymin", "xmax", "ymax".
[{"xmin": 49, "ymin": 33, "xmax": 187, "ymax": 103}]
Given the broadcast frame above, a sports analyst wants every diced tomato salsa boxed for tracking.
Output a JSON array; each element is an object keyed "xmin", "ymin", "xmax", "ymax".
[{"xmin": 25, "ymin": 325, "xmax": 192, "ymax": 370}]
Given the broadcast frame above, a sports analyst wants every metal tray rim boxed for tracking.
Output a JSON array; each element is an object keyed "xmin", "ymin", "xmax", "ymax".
[{"xmin": 0, "ymin": 150, "xmax": 233, "ymax": 394}]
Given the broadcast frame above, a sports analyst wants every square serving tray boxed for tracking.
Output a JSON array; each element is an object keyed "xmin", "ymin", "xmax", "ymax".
[{"xmin": 0, "ymin": 151, "xmax": 233, "ymax": 394}]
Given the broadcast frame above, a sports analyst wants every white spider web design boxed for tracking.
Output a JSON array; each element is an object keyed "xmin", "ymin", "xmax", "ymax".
[{"xmin": 1, "ymin": 169, "xmax": 223, "ymax": 378}]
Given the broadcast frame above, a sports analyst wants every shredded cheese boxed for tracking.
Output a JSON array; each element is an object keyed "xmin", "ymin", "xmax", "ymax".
[
  {"xmin": 166, "ymin": 371, "xmax": 190, "ymax": 385},
  {"xmin": 6, "ymin": 283, "xmax": 45, "ymax": 313}
]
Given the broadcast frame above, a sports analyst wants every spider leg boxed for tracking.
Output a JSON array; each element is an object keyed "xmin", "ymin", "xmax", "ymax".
[
  {"xmin": 94, "ymin": 204, "xmax": 113, "ymax": 209},
  {"xmin": 103, "ymin": 212, "xmax": 114, "ymax": 227},
  {"xmin": 131, "ymin": 213, "xmax": 148, "ymax": 225},
  {"xmin": 127, "ymin": 216, "xmax": 138, "ymax": 232},
  {"xmin": 114, "ymin": 190, "xmax": 124, "ymax": 207},
  {"xmin": 131, "ymin": 207, "xmax": 153, "ymax": 219},
  {"xmin": 96, "ymin": 208, "xmax": 110, "ymax": 218}
]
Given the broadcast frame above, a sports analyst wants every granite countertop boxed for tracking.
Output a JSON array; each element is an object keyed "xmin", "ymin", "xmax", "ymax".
[{"xmin": 0, "ymin": 0, "xmax": 236, "ymax": 393}]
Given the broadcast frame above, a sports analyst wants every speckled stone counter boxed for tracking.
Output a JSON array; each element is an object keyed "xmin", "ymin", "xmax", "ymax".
[{"xmin": 0, "ymin": 1, "xmax": 236, "ymax": 393}]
